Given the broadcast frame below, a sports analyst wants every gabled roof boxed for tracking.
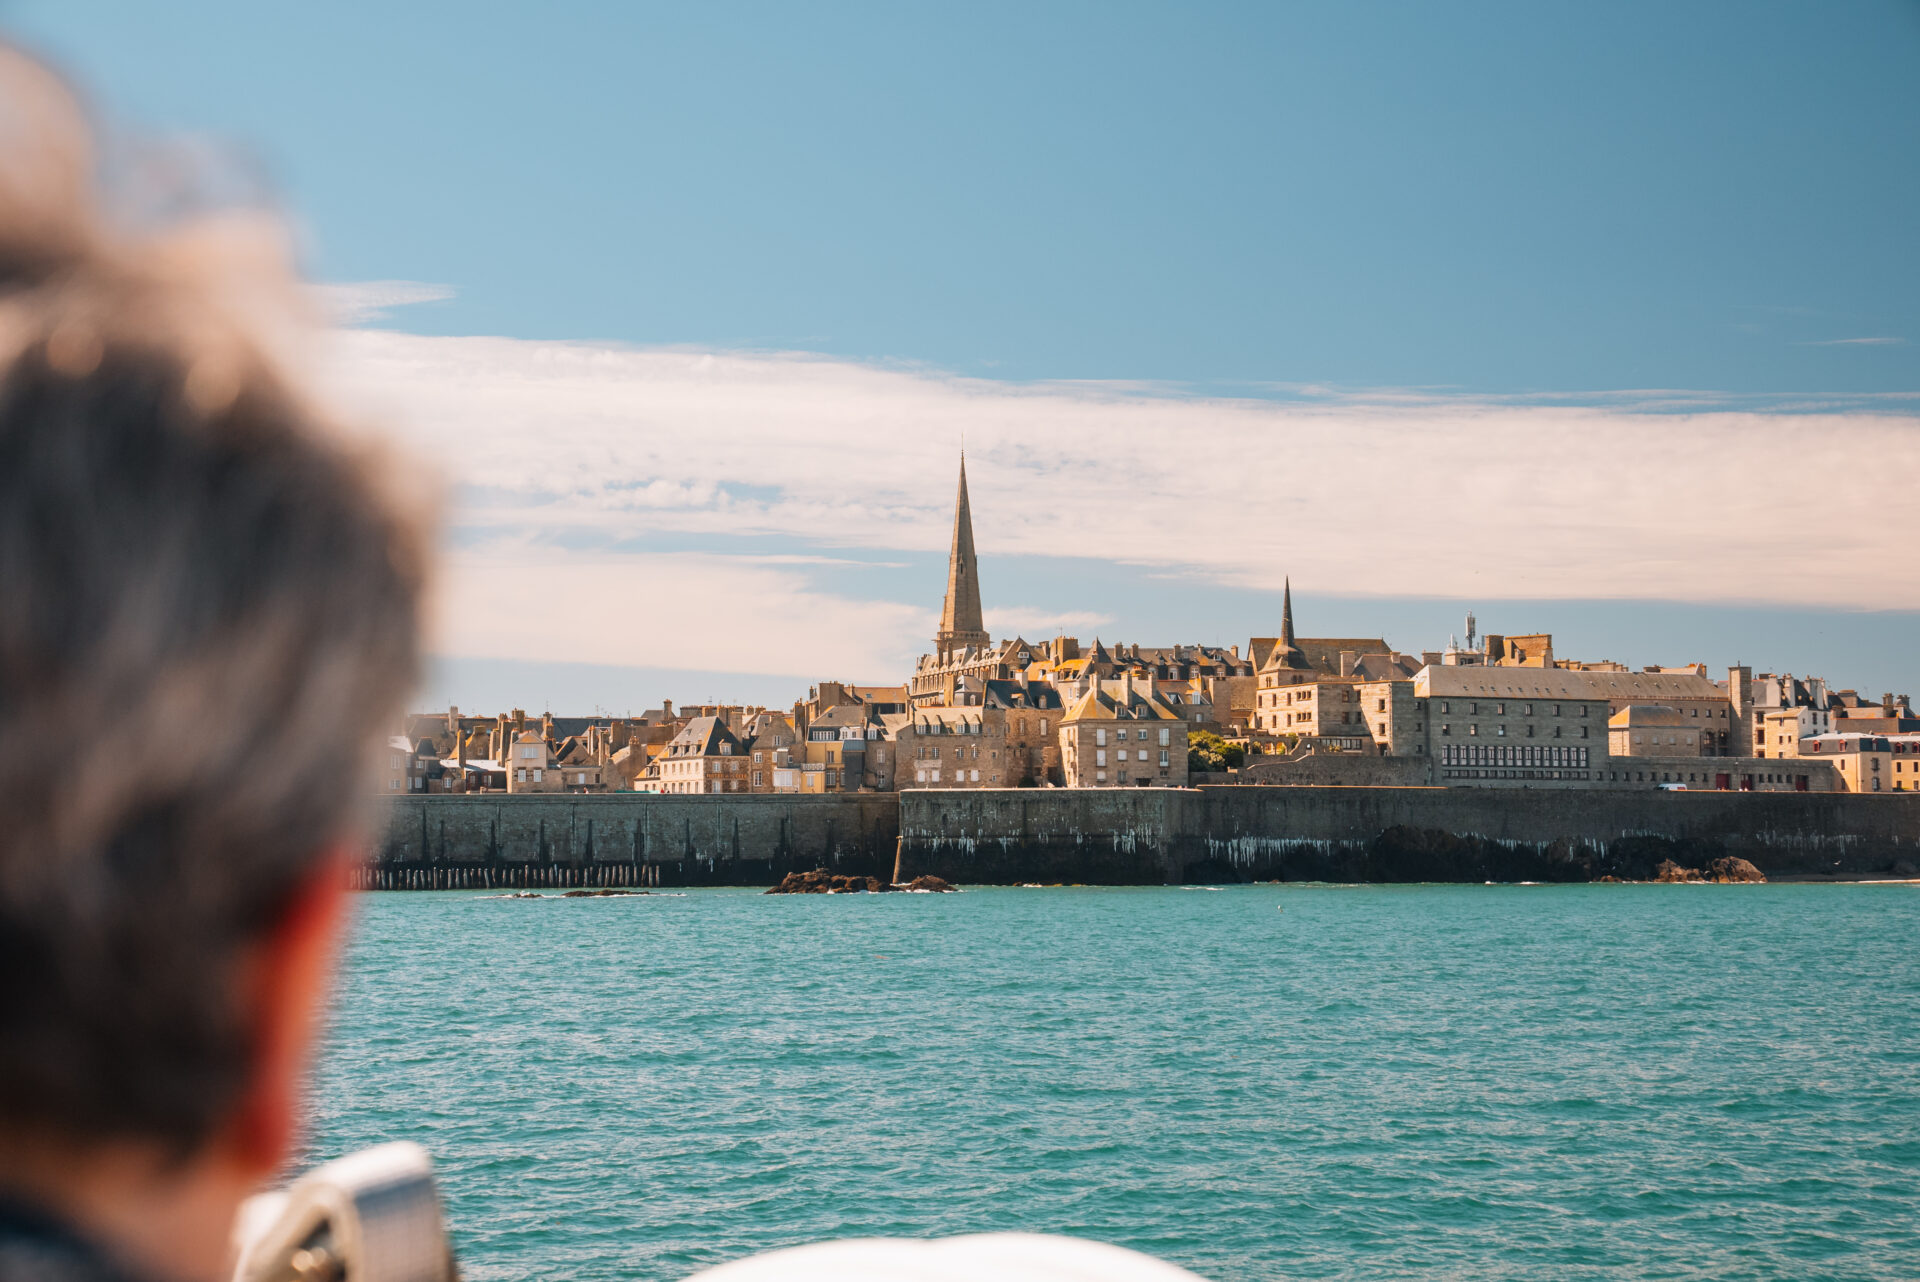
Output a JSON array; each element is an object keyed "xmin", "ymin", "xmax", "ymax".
[
  {"xmin": 667, "ymin": 715, "xmax": 743, "ymax": 756},
  {"xmin": 1061, "ymin": 679, "xmax": 1187, "ymax": 723},
  {"xmin": 1351, "ymin": 653, "xmax": 1422, "ymax": 681},
  {"xmin": 983, "ymin": 678, "xmax": 1063, "ymax": 710},
  {"xmin": 808, "ymin": 703, "xmax": 881, "ymax": 730},
  {"xmin": 908, "ymin": 707, "xmax": 992, "ymax": 733}
]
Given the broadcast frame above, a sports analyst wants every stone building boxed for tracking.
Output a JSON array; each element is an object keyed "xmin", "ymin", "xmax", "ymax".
[
  {"xmin": 1251, "ymin": 582, "xmax": 1416, "ymax": 736},
  {"xmin": 504, "ymin": 729, "xmax": 565, "ymax": 793},
  {"xmin": 798, "ymin": 702, "xmax": 888, "ymax": 792},
  {"xmin": 1058, "ymin": 675, "xmax": 1189, "ymax": 788},
  {"xmin": 1892, "ymin": 735, "xmax": 1920, "ymax": 791},
  {"xmin": 985, "ymin": 678, "xmax": 1064, "ymax": 786},
  {"xmin": 910, "ymin": 457, "xmax": 1009, "ymax": 709},
  {"xmin": 1417, "ymin": 666, "xmax": 1609, "ymax": 786},
  {"xmin": 895, "ymin": 706, "xmax": 1011, "ymax": 788},
  {"xmin": 1609, "ymin": 705, "xmax": 1702, "ymax": 758},
  {"xmin": 658, "ymin": 716, "xmax": 751, "ymax": 794},
  {"xmin": 1800, "ymin": 732, "xmax": 1909, "ymax": 793}
]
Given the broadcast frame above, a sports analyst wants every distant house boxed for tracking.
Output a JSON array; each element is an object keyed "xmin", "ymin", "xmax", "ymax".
[{"xmin": 659, "ymin": 716, "xmax": 750, "ymax": 794}]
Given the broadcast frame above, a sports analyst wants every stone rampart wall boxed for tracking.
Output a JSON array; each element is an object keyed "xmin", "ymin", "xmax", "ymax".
[
  {"xmin": 373, "ymin": 787, "xmax": 1920, "ymax": 887},
  {"xmin": 897, "ymin": 786, "xmax": 1920, "ymax": 884},
  {"xmin": 379, "ymin": 793, "xmax": 898, "ymax": 885}
]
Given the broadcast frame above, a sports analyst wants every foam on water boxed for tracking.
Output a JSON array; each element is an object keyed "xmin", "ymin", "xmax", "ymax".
[{"xmin": 305, "ymin": 883, "xmax": 1920, "ymax": 1281}]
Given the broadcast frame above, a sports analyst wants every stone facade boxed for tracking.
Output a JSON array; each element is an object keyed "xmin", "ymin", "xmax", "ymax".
[
  {"xmin": 1417, "ymin": 666, "xmax": 1609, "ymax": 787},
  {"xmin": 657, "ymin": 716, "xmax": 752, "ymax": 795},
  {"xmin": 1058, "ymin": 676, "xmax": 1189, "ymax": 788},
  {"xmin": 1609, "ymin": 705, "xmax": 1702, "ymax": 758},
  {"xmin": 895, "ymin": 706, "xmax": 1011, "ymax": 788}
]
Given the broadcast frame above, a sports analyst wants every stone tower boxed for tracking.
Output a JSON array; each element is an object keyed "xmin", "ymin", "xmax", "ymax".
[{"xmin": 935, "ymin": 454, "xmax": 990, "ymax": 658}]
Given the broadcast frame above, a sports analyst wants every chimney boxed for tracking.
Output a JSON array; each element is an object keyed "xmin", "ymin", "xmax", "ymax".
[
  {"xmin": 1121, "ymin": 670, "xmax": 1134, "ymax": 704},
  {"xmin": 1339, "ymin": 651, "xmax": 1356, "ymax": 678}
]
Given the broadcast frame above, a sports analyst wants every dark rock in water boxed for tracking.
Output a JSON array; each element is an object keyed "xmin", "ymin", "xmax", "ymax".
[
  {"xmin": 1704, "ymin": 856, "xmax": 1765, "ymax": 883},
  {"xmin": 764, "ymin": 869, "xmax": 958, "ymax": 894},
  {"xmin": 766, "ymin": 869, "xmax": 894, "ymax": 894},
  {"xmin": 1654, "ymin": 859, "xmax": 1704, "ymax": 883},
  {"xmin": 562, "ymin": 888, "xmax": 640, "ymax": 897},
  {"xmin": 1595, "ymin": 874, "xmax": 1626, "ymax": 883}
]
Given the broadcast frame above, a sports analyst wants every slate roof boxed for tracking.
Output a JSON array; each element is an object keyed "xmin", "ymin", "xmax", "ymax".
[
  {"xmin": 983, "ymin": 679, "xmax": 1063, "ymax": 711},
  {"xmin": 1060, "ymin": 679, "xmax": 1187, "ymax": 723},
  {"xmin": 666, "ymin": 716, "xmax": 743, "ymax": 757},
  {"xmin": 1418, "ymin": 667, "xmax": 1728, "ymax": 703}
]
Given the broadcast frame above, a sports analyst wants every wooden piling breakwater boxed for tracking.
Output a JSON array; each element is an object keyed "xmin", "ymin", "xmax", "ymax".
[{"xmin": 350, "ymin": 861, "xmax": 668, "ymax": 891}]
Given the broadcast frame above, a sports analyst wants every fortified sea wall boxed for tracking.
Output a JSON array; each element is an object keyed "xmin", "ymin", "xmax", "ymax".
[
  {"xmin": 373, "ymin": 794, "xmax": 898, "ymax": 889},
  {"xmin": 897, "ymin": 787, "xmax": 1920, "ymax": 883},
  {"xmin": 373, "ymin": 788, "xmax": 1920, "ymax": 888}
]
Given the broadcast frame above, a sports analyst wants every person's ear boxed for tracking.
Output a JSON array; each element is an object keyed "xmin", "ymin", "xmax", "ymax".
[{"xmin": 224, "ymin": 848, "xmax": 356, "ymax": 1180}]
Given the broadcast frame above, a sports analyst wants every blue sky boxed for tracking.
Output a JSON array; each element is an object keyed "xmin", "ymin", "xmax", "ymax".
[{"xmin": 11, "ymin": 2, "xmax": 1918, "ymax": 708}]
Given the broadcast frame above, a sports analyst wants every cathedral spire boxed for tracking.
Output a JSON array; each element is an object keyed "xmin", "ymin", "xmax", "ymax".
[
  {"xmin": 935, "ymin": 454, "xmax": 989, "ymax": 656},
  {"xmin": 1281, "ymin": 577, "xmax": 1295, "ymax": 647}
]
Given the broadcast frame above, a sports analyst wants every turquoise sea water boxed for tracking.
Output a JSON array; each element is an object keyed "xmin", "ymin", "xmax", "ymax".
[{"xmin": 306, "ymin": 884, "xmax": 1920, "ymax": 1281}]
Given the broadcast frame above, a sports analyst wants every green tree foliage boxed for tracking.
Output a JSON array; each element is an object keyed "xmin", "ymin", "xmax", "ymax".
[{"xmin": 1187, "ymin": 730, "xmax": 1245, "ymax": 773}]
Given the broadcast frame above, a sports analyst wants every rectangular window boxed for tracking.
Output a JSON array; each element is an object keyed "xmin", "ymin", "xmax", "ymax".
[
  {"xmin": 1096, "ymin": 728, "xmax": 1107, "ymax": 746},
  {"xmin": 532, "ymin": 769, "xmax": 542, "ymax": 783},
  {"xmin": 517, "ymin": 768, "xmax": 526, "ymax": 782},
  {"xmin": 1097, "ymin": 750, "xmax": 1108, "ymax": 767},
  {"xmin": 1117, "ymin": 750, "xmax": 1128, "ymax": 761},
  {"xmin": 1159, "ymin": 728, "xmax": 1171, "ymax": 746}
]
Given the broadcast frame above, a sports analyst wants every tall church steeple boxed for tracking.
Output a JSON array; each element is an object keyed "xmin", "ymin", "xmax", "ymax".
[
  {"xmin": 935, "ymin": 454, "xmax": 990, "ymax": 657},
  {"xmin": 1280, "ymin": 577, "xmax": 1295, "ymax": 648}
]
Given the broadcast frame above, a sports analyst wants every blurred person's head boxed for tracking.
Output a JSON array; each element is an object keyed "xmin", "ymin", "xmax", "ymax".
[{"xmin": 0, "ymin": 46, "xmax": 428, "ymax": 1281}]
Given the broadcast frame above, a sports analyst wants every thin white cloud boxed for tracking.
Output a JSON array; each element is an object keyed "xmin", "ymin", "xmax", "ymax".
[
  {"xmin": 313, "ymin": 280, "xmax": 455, "ymax": 325},
  {"xmin": 985, "ymin": 608, "xmax": 1117, "ymax": 636},
  {"xmin": 1801, "ymin": 336, "xmax": 1906, "ymax": 347},
  {"xmin": 429, "ymin": 548, "xmax": 926, "ymax": 680},
  {"xmin": 315, "ymin": 330, "xmax": 1920, "ymax": 676}
]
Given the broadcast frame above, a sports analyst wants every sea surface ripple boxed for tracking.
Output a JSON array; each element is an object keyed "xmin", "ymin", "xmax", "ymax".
[{"xmin": 306, "ymin": 883, "xmax": 1920, "ymax": 1281}]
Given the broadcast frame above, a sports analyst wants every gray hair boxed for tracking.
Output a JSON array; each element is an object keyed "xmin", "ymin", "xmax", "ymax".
[{"xmin": 0, "ymin": 48, "xmax": 429, "ymax": 1152}]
